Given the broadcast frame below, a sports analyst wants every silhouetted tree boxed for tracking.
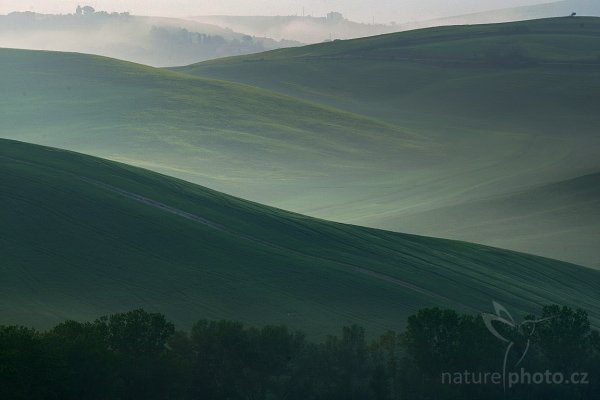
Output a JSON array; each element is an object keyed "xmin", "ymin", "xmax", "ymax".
[{"xmin": 82, "ymin": 6, "xmax": 95, "ymax": 15}]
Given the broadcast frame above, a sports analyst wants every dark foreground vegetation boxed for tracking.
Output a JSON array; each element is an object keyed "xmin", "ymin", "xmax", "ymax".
[{"xmin": 1, "ymin": 306, "xmax": 598, "ymax": 400}]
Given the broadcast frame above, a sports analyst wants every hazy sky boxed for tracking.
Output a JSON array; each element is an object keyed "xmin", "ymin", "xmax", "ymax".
[{"xmin": 1, "ymin": 0, "xmax": 552, "ymax": 23}]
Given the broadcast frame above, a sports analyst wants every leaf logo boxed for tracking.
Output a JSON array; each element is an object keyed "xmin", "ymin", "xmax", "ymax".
[{"xmin": 482, "ymin": 301, "xmax": 554, "ymax": 390}]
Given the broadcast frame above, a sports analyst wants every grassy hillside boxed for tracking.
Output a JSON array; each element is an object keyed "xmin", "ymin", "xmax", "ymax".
[
  {"xmin": 178, "ymin": 17, "xmax": 600, "ymax": 129},
  {"xmin": 176, "ymin": 17, "xmax": 600, "ymax": 266},
  {"xmin": 2, "ymin": 139, "xmax": 600, "ymax": 336},
  {"xmin": 2, "ymin": 19, "xmax": 599, "ymax": 267},
  {"xmin": 0, "ymin": 47, "xmax": 427, "ymax": 202}
]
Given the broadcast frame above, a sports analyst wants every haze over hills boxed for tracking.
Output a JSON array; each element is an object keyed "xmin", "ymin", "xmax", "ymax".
[
  {"xmin": 0, "ymin": 10, "xmax": 300, "ymax": 67},
  {"xmin": 188, "ymin": 14, "xmax": 399, "ymax": 44},
  {"xmin": 177, "ymin": 17, "xmax": 600, "ymax": 267},
  {"xmin": 2, "ymin": 18, "xmax": 599, "ymax": 267},
  {"xmin": 2, "ymin": 4, "xmax": 600, "ymax": 396},
  {"xmin": 2, "ymin": 139, "xmax": 600, "ymax": 336},
  {"xmin": 383, "ymin": 173, "xmax": 600, "ymax": 269},
  {"xmin": 0, "ymin": 47, "xmax": 429, "ymax": 207},
  {"xmin": 185, "ymin": 1, "xmax": 600, "ymax": 45}
]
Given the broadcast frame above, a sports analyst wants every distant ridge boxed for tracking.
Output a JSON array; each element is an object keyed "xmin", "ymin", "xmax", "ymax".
[{"xmin": 428, "ymin": 0, "xmax": 600, "ymax": 26}]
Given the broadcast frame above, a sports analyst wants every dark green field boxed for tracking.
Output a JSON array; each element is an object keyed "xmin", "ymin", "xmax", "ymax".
[{"xmin": 2, "ymin": 139, "xmax": 599, "ymax": 337}]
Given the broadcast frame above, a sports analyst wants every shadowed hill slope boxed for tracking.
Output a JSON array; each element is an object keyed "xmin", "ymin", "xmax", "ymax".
[{"xmin": 1, "ymin": 139, "xmax": 600, "ymax": 337}]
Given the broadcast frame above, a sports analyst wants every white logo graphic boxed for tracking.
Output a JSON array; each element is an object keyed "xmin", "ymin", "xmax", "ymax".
[{"xmin": 482, "ymin": 301, "xmax": 555, "ymax": 391}]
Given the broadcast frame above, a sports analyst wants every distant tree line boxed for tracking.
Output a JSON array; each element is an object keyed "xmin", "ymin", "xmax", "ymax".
[
  {"xmin": 0, "ymin": 11, "xmax": 293, "ymax": 64},
  {"xmin": 150, "ymin": 27, "xmax": 229, "ymax": 46},
  {"xmin": 149, "ymin": 27, "xmax": 265, "ymax": 55},
  {"xmin": 1, "ymin": 305, "xmax": 598, "ymax": 399}
]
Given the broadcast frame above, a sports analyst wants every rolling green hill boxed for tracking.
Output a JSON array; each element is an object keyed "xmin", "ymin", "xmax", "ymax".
[
  {"xmin": 0, "ymin": 47, "xmax": 428, "ymax": 202},
  {"xmin": 178, "ymin": 17, "xmax": 600, "ymax": 106},
  {"xmin": 176, "ymin": 17, "xmax": 600, "ymax": 266},
  {"xmin": 176, "ymin": 17, "xmax": 600, "ymax": 167},
  {"xmin": 2, "ymin": 18, "xmax": 599, "ymax": 267},
  {"xmin": 2, "ymin": 139, "xmax": 600, "ymax": 337}
]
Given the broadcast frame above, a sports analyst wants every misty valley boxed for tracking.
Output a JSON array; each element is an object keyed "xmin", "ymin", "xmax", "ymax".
[{"xmin": 1, "ymin": 1, "xmax": 599, "ymax": 399}]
